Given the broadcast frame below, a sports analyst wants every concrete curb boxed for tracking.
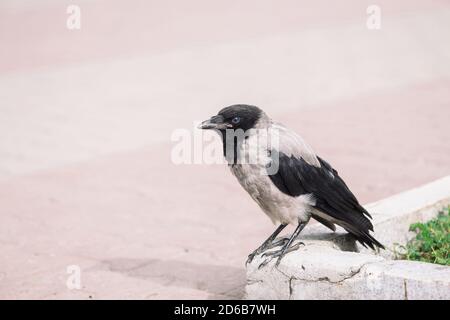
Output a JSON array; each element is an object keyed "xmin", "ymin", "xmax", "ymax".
[{"xmin": 246, "ymin": 176, "xmax": 450, "ymax": 299}]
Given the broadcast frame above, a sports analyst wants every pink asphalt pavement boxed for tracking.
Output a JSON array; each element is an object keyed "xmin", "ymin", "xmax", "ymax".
[{"xmin": 0, "ymin": 1, "xmax": 449, "ymax": 299}]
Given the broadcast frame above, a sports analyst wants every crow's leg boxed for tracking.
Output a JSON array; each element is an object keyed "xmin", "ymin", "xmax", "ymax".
[
  {"xmin": 258, "ymin": 222, "xmax": 307, "ymax": 269},
  {"xmin": 246, "ymin": 223, "xmax": 287, "ymax": 265}
]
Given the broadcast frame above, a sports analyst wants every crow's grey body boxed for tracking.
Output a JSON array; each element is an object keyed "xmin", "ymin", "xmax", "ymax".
[
  {"xmin": 230, "ymin": 163, "xmax": 316, "ymax": 225},
  {"xmin": 229, "ymin": 114, "xmax": 316, "ymax": 225}
]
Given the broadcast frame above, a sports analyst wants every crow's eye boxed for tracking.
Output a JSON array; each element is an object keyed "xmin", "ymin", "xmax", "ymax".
[{"xmin": 231, "ymin": 116, "xmax": 241, "ymax": 124}]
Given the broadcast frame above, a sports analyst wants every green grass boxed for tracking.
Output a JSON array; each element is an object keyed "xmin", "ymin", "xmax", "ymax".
[{"xmin": 405, "ymin": 206, "xmax": 449, "ymax": 266}]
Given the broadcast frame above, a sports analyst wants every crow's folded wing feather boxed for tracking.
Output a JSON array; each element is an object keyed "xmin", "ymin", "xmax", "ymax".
[{"xmin": 267, "ymin": 150, "xmax": 383, "ymax": 249}]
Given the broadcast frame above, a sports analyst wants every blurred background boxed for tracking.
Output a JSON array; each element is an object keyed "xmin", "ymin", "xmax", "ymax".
[{"xmin": 0, "ymin": 0, "xmax": 449, "ymax": 299}]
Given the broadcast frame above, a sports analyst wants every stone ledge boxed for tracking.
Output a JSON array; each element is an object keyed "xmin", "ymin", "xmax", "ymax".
[
  {"xmin": 246, "ymin": 176, "xmax": 450, "ymax": 299},
  {"xmin": 247, "ymin": 246, "xmax": 450, "ymax": 300}
]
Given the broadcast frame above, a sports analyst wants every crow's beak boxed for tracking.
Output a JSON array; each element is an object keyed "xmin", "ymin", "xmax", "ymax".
[{"xmin": 198, "ymin": 115, "xmax": 230, "ymax": 130}]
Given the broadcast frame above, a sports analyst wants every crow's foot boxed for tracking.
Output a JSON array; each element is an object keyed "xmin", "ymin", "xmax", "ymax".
[
  {"xmin": 258, "ymin": 241, "xmax": 304, "ymax": 269},
  {"xmin": 265, "ymin": 237, "xmax": 290, "ymax": 250}
]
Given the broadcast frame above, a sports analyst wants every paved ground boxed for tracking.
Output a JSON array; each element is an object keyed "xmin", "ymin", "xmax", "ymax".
[{"xmin": 0, "ymin": 0, "xmax": 449, "ymax": 299}]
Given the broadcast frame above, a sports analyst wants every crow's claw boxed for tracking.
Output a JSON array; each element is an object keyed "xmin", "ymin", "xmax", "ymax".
[
  {"xmin": 246, "ymin": 252, "xmax": 258, "ymax": 266},
  {"xmin": 258, "ymin": 257, "xmax": 271, "ymax": 269}
]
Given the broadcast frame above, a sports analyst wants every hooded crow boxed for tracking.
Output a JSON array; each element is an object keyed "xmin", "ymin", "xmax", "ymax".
[{"xmin": 199, "ymin": 104, "xmax": 384, "ymax": 268}]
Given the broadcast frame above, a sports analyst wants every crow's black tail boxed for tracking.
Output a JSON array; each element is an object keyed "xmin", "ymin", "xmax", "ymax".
[{"xmin": 344, "ymin": 224, "xmax": 385, "ymax": 250}]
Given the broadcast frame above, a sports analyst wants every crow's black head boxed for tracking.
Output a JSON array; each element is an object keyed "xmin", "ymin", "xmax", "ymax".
[{"xmin": 198, "ymin": 104, "xmax": 263, "ymax": 132}]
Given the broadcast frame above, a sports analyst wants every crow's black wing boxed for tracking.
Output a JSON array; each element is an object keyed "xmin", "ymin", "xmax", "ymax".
[{"xmin": 268, "ymin": 150, "xmax": 383, "ymax": 249}]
